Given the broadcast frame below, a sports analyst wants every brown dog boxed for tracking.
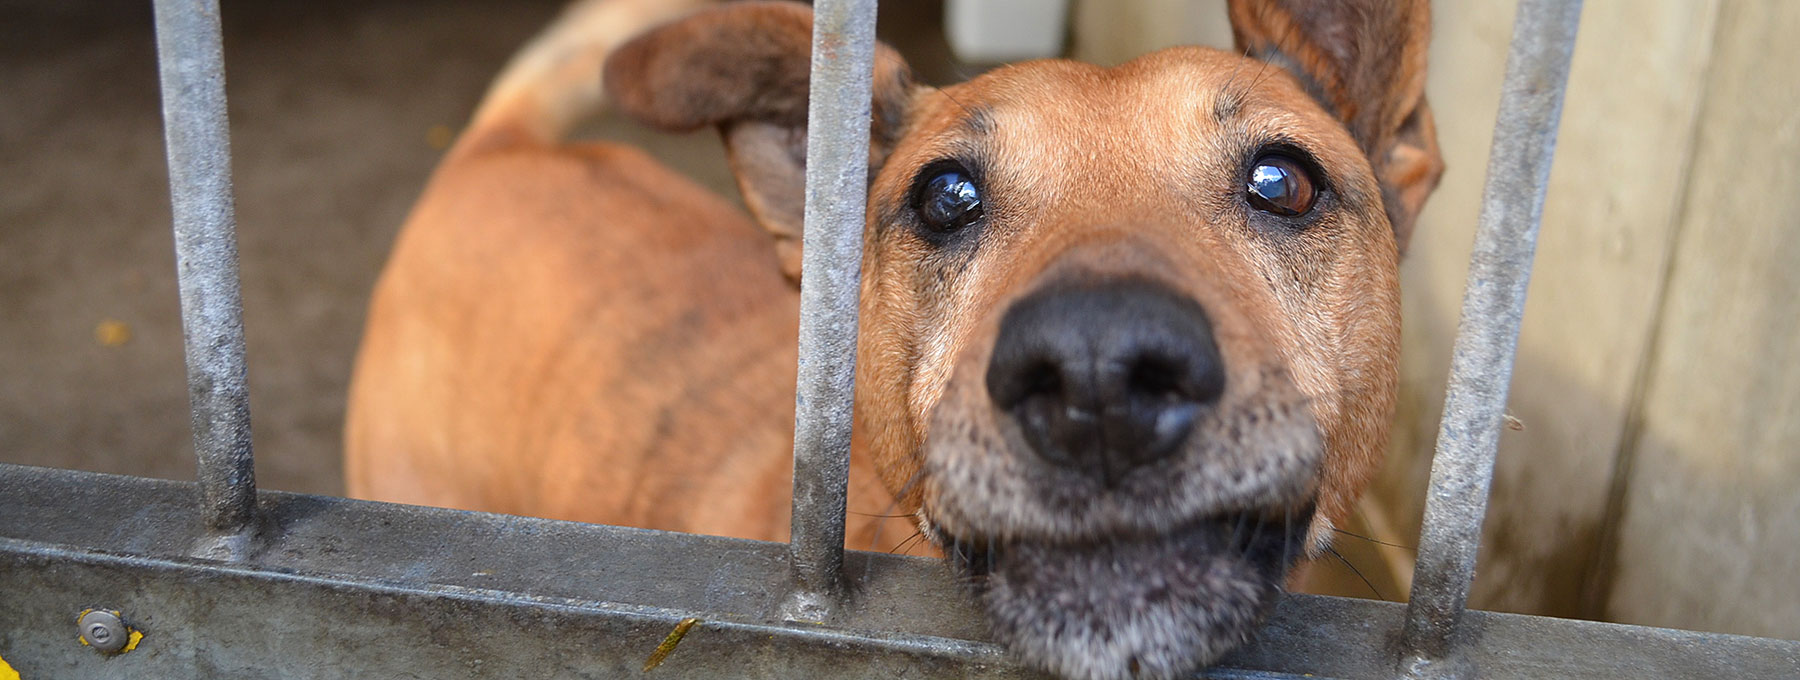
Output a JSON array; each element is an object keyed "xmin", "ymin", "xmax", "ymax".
[{"xmin": 346, "ymin": 1, "xmax": 1440, "ymax": 677}]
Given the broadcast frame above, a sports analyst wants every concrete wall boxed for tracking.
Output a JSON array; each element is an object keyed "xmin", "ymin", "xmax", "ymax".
[{"xmin": 1599, "ymin": 0, "xmax": 1800, "ymax": 638}]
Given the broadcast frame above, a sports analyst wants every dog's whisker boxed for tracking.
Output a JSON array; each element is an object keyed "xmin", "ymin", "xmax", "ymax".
[
  {"xmin": 864, "ymin": 467, "xmax": 931, "ymax": 556},
  {"xmin": 1215, "ymin": 30, "xmax": 1263, "ymax": 118},
  {"xmin": 863, "ymin": 497, "xmax": 900, "ymax": 556},
  {"xmin": 1324, "ymin": 544, "xmax": 1388, "ymax": 601},
  {"xmin": 888, "ymin": 530, "xmax": 927, "ymax": 555},
  {"xmin": 1279, "ymin": 508, "xmax": 1294, "ymax": 588},
  {"xmin": 931, "ymin": 83, "xmax": 979, "ymax": 121},
  {"xmin": 907, "ymin": 532, "xmax": 934, "ymax": 557},
  {"xmin": 1240, "ymin": 8, "xmax": 1304, "ymax": 105},
  {"xmin": 1244, "ymin": 514, "xmax": 1267, "ymax": 562},
  {"xmin": 1229, "ymin": 512, "xmax": 1250, "ymax": 554},
  {"xmin": 1218, "ymin": 39, "xmax": 1254, "ymax": 109},
  {"xmin": 1330, "ymin": 527, "xmax": 1416, "ymax": 552},
  {"xmin": 986, "ymin": 534, "xmax": 996, "ymax": 580}
]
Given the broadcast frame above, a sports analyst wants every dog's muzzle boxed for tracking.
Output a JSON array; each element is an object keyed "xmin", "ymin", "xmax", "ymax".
[{"xmin": 922, "ymin": 276, "xmax": 1323, "ymax": 680}]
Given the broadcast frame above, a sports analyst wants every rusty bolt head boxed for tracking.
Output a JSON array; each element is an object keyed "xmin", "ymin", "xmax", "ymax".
[{"xmin": 79, "ymin": 610, "xmax": 129, "ymax": 653}]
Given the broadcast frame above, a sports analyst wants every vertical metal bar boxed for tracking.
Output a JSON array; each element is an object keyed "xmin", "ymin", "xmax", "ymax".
[
  {"xmin": 151, "ymin": 0, "xmax": 258, "ymax": 553},
  {"xmin": 782, "ymin": 0, "xmax": 880, "ymax": 622},
  {"xmin": 1397, "ymin": 0, "xmax": 1582, "ymax": 677}
]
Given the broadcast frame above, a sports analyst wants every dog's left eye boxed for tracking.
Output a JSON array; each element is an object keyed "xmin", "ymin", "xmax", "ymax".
[
  {"xmin": 1245, "ymin": 154, "xmax": 1317, "ymax": 217},
  {"xmin": 915, "ymin": 166, "xmax": 985, "ymax": 233}
]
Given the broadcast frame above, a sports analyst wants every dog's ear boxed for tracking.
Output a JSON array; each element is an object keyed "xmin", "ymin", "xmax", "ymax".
[
  {"xmin": 1226, "ymin": 0, "xmax": 1443, "ymax": 252},
  {"xmin": 607, "ymin": 0, "xmax": 914, "ymax": 281}
]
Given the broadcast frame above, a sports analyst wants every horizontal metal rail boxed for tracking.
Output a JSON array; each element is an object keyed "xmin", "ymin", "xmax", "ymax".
[
  {"xmin": 786, "ymin": 0, "xmax": 881, "ymax": 621},
  {"xmin": 1399, "ymin": 0, "xmax": 1583, "ymax": 678},
  {"xmin": 2, "ymin": 465, "xmax": 1795, "ymax": 679},
  {"xmin": 150, "ymin": 0, "xmax": 258, "ymax": 559}
]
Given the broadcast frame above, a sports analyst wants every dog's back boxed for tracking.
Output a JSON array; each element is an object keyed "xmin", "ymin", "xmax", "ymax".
[{"xmin": 345, "ymin": 0, "xmax": 866, "ymax": 542}]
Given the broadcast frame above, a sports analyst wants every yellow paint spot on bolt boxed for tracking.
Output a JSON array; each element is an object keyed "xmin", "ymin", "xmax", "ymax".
[
  {"xmin": 641, "ymin": 617, "xmax": 699, "ymax": 672},
  {"xmin": 94, "ymin": 320, "xmax": 132, "ymax": 347},
  {"xmin": 76, "ymin": 608, "xmax": 140, "ymax": 655},
  {"xmin": 77, "ymin": 608, "xmax": 95, "ymax": 648}
]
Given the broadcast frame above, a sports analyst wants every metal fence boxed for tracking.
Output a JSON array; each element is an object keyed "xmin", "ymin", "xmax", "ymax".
[{"xmin": 2, "ymin": 0, "xmax": 1797, "ymax": 678}]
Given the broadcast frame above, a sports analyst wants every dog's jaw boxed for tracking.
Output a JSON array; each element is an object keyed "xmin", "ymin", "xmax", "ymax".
[{"xmin": 936, "ymin": 510, "xmax": 1311, "ymax": 680}]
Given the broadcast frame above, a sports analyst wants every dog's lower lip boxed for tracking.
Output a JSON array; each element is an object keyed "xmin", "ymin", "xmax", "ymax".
[
  {"xmin": 933, "ymin": 510, "xmax": 1302, "ymax": 601},
  {"xmin": 933, "ymin": 507, "xmax": 1304, "ymax": 562}
]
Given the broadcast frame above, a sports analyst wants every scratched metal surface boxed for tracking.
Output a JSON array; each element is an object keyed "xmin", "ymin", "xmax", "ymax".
[
  {"xmin": 786, "ymin": 0, "xmax": 882, "ymax": 622},
  {"xmin": 1398, "ymin": 0, "xmax": 1583, "ymax": 677},
  {"xmin": 150, "ymin": 0, "xmax": 259, "ymax": 547},
  {"xmin": 2, "ymin": 464, "xmax": 1796, "ymax": 679}
]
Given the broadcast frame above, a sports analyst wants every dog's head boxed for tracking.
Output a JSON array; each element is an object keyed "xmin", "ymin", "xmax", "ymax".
[{"xmin": 610, "ymin": 1, "xmax": 1440, "ymax": 677}]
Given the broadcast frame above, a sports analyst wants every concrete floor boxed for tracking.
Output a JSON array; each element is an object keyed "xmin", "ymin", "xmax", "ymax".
[{"xmin": 2, "ymin": 0, "xmax": 582, "ymax": 495}]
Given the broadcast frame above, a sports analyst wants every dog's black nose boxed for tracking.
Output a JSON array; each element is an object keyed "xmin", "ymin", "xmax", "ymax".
[{"xmin": 986, "ymin": 279, "xmax": 1225, "ymax": 485}]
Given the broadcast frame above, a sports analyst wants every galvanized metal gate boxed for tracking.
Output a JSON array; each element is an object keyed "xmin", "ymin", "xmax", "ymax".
[{"xmin": 2, "ymin": 0, "xmax": 1796, "ymax": 678}]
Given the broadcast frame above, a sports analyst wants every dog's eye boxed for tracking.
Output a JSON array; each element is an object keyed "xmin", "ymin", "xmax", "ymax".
[
  {"xmin": 1245, "ymin": 154, "xmax": 1316, "ymax": 217},
  {"xmin": 916, "ymin": 167, "xmax": 985, "ymax": 233}
]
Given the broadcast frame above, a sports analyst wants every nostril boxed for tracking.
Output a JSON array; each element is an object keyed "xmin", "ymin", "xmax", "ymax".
[
  {"xmin": 987, "ymin": 356, "xmax": 1066, "ymax": 411},
  {"xmin": 992, "ymin": 359, "xmax": 1084, "ymax": 467},
  {"xmin": 1021, "ymin": 360, "xmax": 1063, "ymax": 403},
  {"xmin": 1124, "ymin": 346, "xmax": 1226, "ymax": 408},
  {"xmin": 1127, "ymin": 354, "xmax": 1189, "ymax": 402}
]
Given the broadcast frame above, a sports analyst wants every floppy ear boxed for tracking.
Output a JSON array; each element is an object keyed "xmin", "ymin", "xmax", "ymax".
[
  {"xmin": 606, "ymin": 0, "xmax": 915, "ymax": 282},
  {"xmin": 1226, "ymin": 0, "xmax": 1444, "ymax": 253}
]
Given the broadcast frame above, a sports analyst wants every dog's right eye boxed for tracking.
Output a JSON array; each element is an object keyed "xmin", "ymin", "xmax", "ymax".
[
  {"xmin": 914, "ymin": 165, "xmax": 985, "ymax": 233},
  {"xmin": 1245, "ymin": 153, "xmax": 1318, "ymax": 217}
]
